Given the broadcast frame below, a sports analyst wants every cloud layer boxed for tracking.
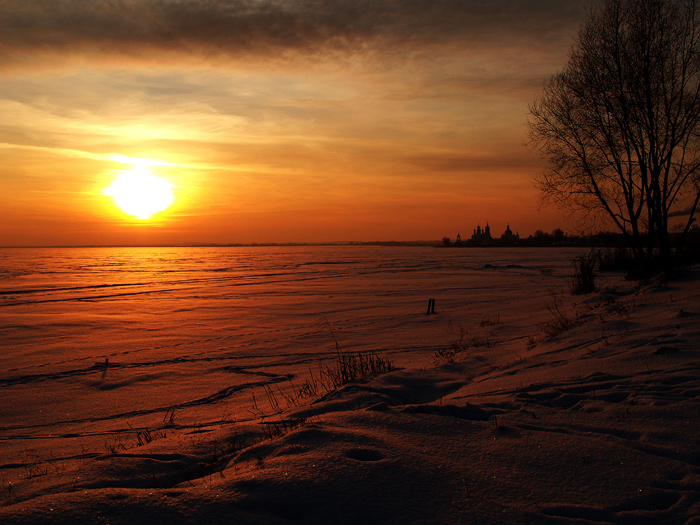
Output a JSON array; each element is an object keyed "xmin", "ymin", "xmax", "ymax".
[
  {"xmin": 2, "ymin": 0, "xmax": 584, "ymax": 67},
  {"xmin": 0, "ymin": 0, "xmax": 591, "ymax": 244}
]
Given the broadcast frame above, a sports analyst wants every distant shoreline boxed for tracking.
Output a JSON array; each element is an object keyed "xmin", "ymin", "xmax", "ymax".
[
  {"xmin": 0, "ymin": 242, "xmax": 602, "ymax": 249},
  {"xmin": 1, "ymin": 241, "xmax": 445, "ymax": 249},
  {"xmin": 3, "ymin": 230, "xmax": 669, "ymax": 249}
]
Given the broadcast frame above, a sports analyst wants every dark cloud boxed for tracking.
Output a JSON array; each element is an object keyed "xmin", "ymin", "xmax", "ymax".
[
  {"xmin": 406, "ymin": 151, "xmax": 542, "ymax": 173},
  {"xmin": 1, "ymin": 0, "xmax": 585, "ymax": 67},
  {"xmin": 668, "ymin": 207, "xmax": 697, "ymax": 218}
]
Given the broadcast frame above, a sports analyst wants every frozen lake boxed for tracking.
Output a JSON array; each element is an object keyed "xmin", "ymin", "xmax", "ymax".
[{"xmin": 0, "ymin": 246, "xmax": 585, "ymax": 463}]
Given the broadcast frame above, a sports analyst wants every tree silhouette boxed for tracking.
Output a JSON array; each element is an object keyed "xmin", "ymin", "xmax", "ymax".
[{"xmin": 529, "ymin": 0, "xmax": 700, "ymax": 275}]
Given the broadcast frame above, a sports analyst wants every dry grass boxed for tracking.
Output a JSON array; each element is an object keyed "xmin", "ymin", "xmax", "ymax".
[{"xmin": 540, "ymin": 296, "xmax": 582, "ymax": 338}]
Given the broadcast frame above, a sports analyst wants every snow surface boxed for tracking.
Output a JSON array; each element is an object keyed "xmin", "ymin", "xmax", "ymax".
[{"xmin": 1, "ymin": 247, "xmax": 699, "ymax": 523}]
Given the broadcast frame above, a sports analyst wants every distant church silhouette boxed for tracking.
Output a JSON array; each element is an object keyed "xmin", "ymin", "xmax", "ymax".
[
  {"xmin": 471, "ymin": 223, "xmax": 491, "ymax": 244},
  {"xmin": 454, "ymin": 222, "xmax": 519, "ymax": 246}
]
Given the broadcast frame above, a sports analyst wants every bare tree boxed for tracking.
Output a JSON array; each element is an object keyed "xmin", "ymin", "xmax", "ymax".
[{"xmin": 529, "ymin": 0, "xmax": 700, "ymax": 275}]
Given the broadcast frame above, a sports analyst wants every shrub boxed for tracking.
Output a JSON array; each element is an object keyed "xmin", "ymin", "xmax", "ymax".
[
  {"xmin": 596, "ymin": 247, "xmax": 639, "ymax": 275},
  {"xmin": 570, "ymin": 252, "xmax": 597, "ymax": 294}
]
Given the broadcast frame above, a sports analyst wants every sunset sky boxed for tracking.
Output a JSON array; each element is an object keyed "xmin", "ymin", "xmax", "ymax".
[{"xmin": 0, "ymin": 1, "xmax": 591, "ymax": 246}]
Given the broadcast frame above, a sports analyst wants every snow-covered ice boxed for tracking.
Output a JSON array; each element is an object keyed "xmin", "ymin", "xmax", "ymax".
[{"xmin": 1, "ymin": 246, "xmax": 699, "ymax": 523}]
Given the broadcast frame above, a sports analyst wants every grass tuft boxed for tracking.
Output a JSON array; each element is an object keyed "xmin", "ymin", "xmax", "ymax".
[
  {"xmin": 541, "ymin": 296, "xmax": 581, "ymax": 338},
  {"xmin": 322, "ymin": 349, "xmax": 393, "ymax": 390}
]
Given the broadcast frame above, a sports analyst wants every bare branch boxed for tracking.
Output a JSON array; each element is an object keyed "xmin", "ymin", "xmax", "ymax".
[{"xmin": 528, "ymin": 0, "xmax": 700, "ymax": 274}]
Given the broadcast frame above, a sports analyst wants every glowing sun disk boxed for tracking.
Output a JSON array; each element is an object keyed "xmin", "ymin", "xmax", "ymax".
[{"xmin": 104, "ymin": 167, "xmax": 174, "ymax": 219}]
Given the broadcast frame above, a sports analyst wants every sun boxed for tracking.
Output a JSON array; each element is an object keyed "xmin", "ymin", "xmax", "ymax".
[{"xmin": 104, "ymin": 166, "xmax": 175, "ymax": 220}]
